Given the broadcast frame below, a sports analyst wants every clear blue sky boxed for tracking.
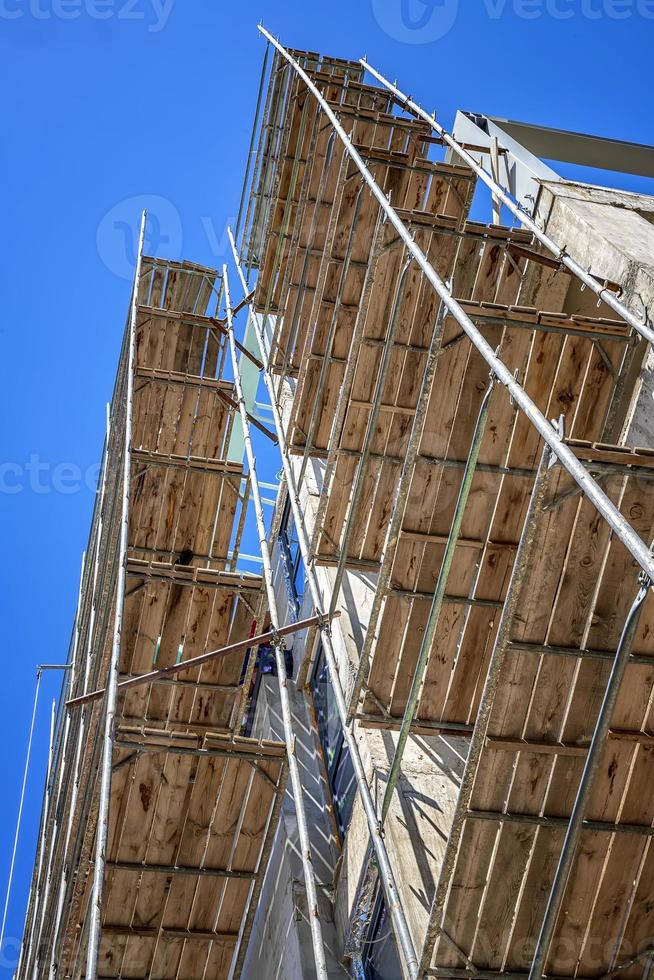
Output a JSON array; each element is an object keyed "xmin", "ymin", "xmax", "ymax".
[{"xmin": 1, "ymin": 0, "xmax": 653, "ymax": 970}]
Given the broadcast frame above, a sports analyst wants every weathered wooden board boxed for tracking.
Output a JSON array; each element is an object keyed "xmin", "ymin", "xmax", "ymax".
[{"xmin": 427, "ymin": 459, "xmax": 654, "ymax": 978}]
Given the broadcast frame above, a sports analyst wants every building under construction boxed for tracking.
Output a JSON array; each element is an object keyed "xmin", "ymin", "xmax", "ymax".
[{"xmin": 15, "ymin": 27, "xmax": 654, "ymax": 980}]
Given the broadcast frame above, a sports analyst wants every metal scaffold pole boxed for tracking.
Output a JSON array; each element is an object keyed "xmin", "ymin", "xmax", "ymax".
[
  {"xmin": 222, "ymin": 266, "xmax": 330, "ymax": 980},
  {"xmin": 256, "ymin": 25, "xmax": 654, "ymax": 588},
  {"xmin": 23, "ymin": 697, "xmax": 56, "ymax": 979},
  {"xmin": 1, "ymin": 670, "xmax": 42, "ymax": 967},
  {"xmin": 22, "ymin": 554, "xmax": 87, "ymax": 979},
  {"xmin": 358, "ymin": 57, "xmax": 654, "ymax": 347},
  {"xmin": 528, "ymin": 562, "xmax": 652, "ymax": 980},
  {"xmin": 228, "ymin": 228, "xmax": 420, "ymax": 980},
  {"xmin": 85, "ymin": 210, "xmax": 146, "ymax": 980},
  {"xmin": 66, "ymin": 614, "xmax": 338, "ymax": 708}
]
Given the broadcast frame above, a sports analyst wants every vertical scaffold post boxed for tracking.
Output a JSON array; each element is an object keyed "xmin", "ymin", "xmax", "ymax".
[
  {"xmin": 345, "ymin": 297, "xmax": 446, "ymax": 717},
  {"xmin": 6, "ymin": 670, "xmax": 44, "ymax": 976},
  {"xmin": 418, "ymin": 450, "xmax": 550, "ymax": 975},
  {"xmin": 24, "ymin": 698, "xmax": 56, "ymax": 979},
  {"xmin": 51, "ymin": 406, "xmax": 111, "ymax": 979}
]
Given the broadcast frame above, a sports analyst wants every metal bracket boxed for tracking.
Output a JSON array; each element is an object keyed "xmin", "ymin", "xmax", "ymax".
[{"xmin": 548, "ymin": 414, "xmax": 565, "ymax": 469}]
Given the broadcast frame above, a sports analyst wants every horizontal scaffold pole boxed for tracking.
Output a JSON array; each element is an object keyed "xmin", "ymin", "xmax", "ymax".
[
  {"xmin": 257, "ymin": 25, "xmax": 654, "ymax": 586},
  {"xmin": 66, "ymin": 612, "xmax": 339, "ymax": 708}
]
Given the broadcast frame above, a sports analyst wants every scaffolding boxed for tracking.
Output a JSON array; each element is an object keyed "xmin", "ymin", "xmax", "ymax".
[
  {"xmin": 15, "ymin": 26, "xmax": 654, "ymax": 980},
  {"xmin": 232, "ymin": 29, "xmax": 654, "ymax": 980},
  {"xmin": 15, "ymin": 247, "xmax": 297, "ymax": 980}
]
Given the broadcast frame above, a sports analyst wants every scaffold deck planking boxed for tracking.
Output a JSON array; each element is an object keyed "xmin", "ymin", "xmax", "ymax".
[
  {"xmin": 342, "ymin": 222, "xmax": 629, "ymax": 726},
  {"xmin": 427, "ymin": 458, "xmax": 654, "ymax": 979},
  {"xmin": 73, "ymin": 733, "xmax": 286, "ymax": 980},
  {"xmin": 53, "ymin": 257, "xmax": 268, "ymax": 980}
]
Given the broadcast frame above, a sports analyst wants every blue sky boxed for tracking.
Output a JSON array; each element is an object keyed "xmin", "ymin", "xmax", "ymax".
[{"xmin": 1, "ymin": 0, "xmax": 653, "ymax": 970}]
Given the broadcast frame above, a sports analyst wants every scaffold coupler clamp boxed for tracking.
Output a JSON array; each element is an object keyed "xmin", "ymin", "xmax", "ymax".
[
  {"xmin": 488, "ymin": 352, "xmax": 499, "ymax": 395},
  {"xmin": 507, "ymin": 367, "xmax": 520, "ymax": 407},
  {"xmin": 270, "ymin": 626, "xmax": 285, "ymax": 651},
  {"xmin": 638, "ymin": 541, "xmax": 654, "ymax": 594},
  {"xmin": 548, "ymin": 414, "xmax": 566, "ymax": 470},
  {"xmin": 316, "ymin": 609, "xmax": 332, "ymax": 637}
]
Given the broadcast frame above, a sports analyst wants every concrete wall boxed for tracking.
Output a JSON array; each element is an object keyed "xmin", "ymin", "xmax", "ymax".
[
  {"xmin": 240, "ymin": 535, "xmax": 348, "ymax": 979},
  {"xmin": 538, "ymin": 179, "xmax": 654, "ymax": 446},
  {"xmin": 334, "ymin": 730, "xmax": 467, "ymax": 964}
]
